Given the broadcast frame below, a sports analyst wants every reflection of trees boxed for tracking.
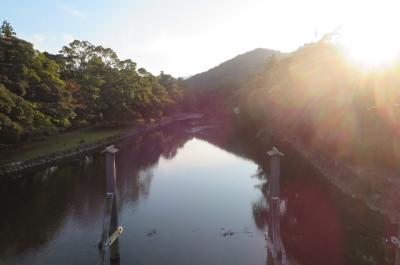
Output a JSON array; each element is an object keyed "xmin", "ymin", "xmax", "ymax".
[
  {"xmin": 195, "ymin": 117, "xmax": 394, "ymax": 265},
  {"xmin": 2, "ymin": 119, "xmax": 393, "ymax": 265},
  {"xmin": 115, "ymin": 126, "xmax": 191, "ymax": 206},
  {"xmin": 250, "ymin": 145, "xmax": 393, "ymax": 265},
  {"xmin": 194, "ymin": 115, "xmax": 273, "ymax": 167},
  {"xmin": 0, "ymin": 124, "xmax": 192, "ymax": 258},
  {"xmin": 251, "ymin": 164, "xmax": 291, "ymax": 265},
  {"xmin": 0, "ymin": 160, "xmax": 105, "ymax": 257},
  {"xmin": 252, "ymin": 196, "xmax": 269, "ymax": 230}
]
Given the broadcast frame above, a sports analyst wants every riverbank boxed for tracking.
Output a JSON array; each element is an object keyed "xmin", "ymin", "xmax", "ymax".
[
  {"xmin": 0, "ymin": 113, "xmax": 203, "ymax": 176},
  {"xmin": 0, "ymin": 127, "xmax": 131, "ymax": 165},
  {"xmin": 288, "ymin": 137, "xmax": 400, "ymax": 221},
  {"xmin": 254, "ymin": 121, "xmax": 400, "ymax": 223}
]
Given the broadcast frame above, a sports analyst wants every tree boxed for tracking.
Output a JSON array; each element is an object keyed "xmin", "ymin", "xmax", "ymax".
[
  {"xmin": 0, "ymin": 23, "xmax": 75, "ymax": 143},
  {"xmin": 0, "ymin": 21, "xmax": 16, "ymax": 38},
  {"xmin": 0, "ymin": 22, "xmax": 185, "ymax": 144}
]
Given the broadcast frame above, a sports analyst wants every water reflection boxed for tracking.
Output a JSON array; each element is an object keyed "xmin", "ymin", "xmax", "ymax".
[
  {"xmin": 0, "ymin": 119, "xmax": 399, "ymax": 265},
  {"xmin": 0, "ymin": 124, "xmax": 191, "ymax": 264},
  {"xmin": 195, "ymin": 118, "xmax": 396, "ymax": 265},
  {"xmin": 115, "ymin": 127, "xmax": 191, "ymax": 206},
  {"xmin": 249, "ymin": 143, "xmax": 394, "ymax": 265},
  {"xmin": 0, "ymin": 161, "xmax": 105, "ymax": 258}
]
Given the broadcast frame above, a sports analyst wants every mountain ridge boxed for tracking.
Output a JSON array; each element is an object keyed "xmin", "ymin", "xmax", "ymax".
[
  {"xmin": 185, "ymin": 48, "xmax": 282, "ymax": 91},
  {"xmin": 182, "ymin": 48, "xmax": 283, "ymax": 110}
]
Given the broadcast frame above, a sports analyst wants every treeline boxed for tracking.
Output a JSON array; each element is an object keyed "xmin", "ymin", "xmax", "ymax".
[
  {"xmin": 236, "ymin": 33, "xmax": 400, "ymax": 172},
  {"xmin": 0, "ymin": 21, "xmax": 184, "ymax": 144},
  {"xmin": 183, "ymin": 48, "xmax": 280, "ymax": 110}
]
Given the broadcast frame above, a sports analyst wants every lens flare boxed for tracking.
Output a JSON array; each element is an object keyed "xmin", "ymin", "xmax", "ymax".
[{"xmin": 339, "ymin": 19, "xmax": 400, "ymax": 67}]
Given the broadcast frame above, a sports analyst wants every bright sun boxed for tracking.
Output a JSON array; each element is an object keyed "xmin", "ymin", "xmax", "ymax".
[{"xmin": 339, "ymin": 20, "xmax": 400, "ymax": 67}]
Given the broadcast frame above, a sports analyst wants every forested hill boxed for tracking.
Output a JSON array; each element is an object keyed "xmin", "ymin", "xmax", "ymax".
[
  {"xmin": 183, "ymin": 48, "xmax": 281, "ymax": 110},
  {"xmin": 0, "ymin": 21, "xmax": 184, "ymax": 144},
  {"xmin": 236, "ymin": 35, "xmax": 400, "ymax": 172},
  {"xmin": 185, "ymin": 48, "xmax": 280, "ymax": 91}
]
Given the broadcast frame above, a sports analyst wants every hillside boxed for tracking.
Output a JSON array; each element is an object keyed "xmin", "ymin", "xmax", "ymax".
[
  {"xmin": 183, "ymin": 48, "xmax": 282, "ymax": 110},
  {"xmin": 236, "ymin": 37, "xmax": 400, "ymax": 173},
  {"xmin": 0, "ymin": 22, "xmax": 185, "ymax": 145},
  {"xmin": 185, "ymin": 48, "xmax": 281, "ymax": 91}
]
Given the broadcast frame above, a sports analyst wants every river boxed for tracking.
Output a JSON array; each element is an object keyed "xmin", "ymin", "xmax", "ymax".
[{"xmin": 0, "ymin": 120, "xmax": 397, "ymax": 265}]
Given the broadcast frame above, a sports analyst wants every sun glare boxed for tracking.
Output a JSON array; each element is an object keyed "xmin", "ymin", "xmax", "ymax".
[{"xmin": 339, "ymin": 18, "xmax": 400, "ymax": 67}]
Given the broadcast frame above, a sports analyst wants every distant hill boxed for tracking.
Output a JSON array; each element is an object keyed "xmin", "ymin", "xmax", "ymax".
[
  {"xmin": 182, "ymin": 48, "xmax": 282, "ymax": 111},
  {"xmin": 185, "ymin": 48, "xmax": 281, "ymax": 92}
]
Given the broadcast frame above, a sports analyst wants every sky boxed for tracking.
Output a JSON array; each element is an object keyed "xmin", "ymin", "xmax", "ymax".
[{"xmin": 1, "ymin": 0, "xmax": 400, "ymax": 77}]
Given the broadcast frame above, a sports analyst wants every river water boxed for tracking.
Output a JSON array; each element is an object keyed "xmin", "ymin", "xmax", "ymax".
[{"xmin": 0, "ymin": 121, "xmax": 397, "ymax": 265}]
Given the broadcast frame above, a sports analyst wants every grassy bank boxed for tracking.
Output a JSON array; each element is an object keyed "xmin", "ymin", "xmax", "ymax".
[{"xmin": 0, "ymin": 126, "xmax": 132, "ymax": 165}]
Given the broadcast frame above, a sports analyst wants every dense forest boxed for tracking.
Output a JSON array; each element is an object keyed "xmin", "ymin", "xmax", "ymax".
[
  {"xmin": 184, "ymin": 48, "xmax": 281, "ymax": 110},
  {"xmin": 0, "ymin": 21, "xmax": 185, "ymax": 144},
  {"xmin": 235, "ymin": 34, "xmax": 400, "ymax": 171},
  {"xmin": 183, "ymin": 32, "xmax": 400, "ymax": 172},
  {"xmin": 4, "ymin": 16, "xmax": 400, "ymax": 173}
]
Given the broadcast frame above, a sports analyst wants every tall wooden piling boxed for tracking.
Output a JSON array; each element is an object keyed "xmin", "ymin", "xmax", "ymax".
[
  {"xmin": 102, "ymin": 145, "xmax": 120, "ymax": 261},
  {"xmin": 267, "ymin": 147, "xmax": 285, "ymax": 261},
  {"xmin": 390, "ymin": 217, "xmax": 400, "ymax": 265},
  {"xmin": 267, "ymin": 147, "xmax": 284, "ymax": 199}
]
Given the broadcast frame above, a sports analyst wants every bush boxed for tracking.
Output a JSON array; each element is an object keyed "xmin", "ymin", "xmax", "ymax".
[{"xmin": 0, "ymin": 113, "xmax": 23, "ymax": 143}]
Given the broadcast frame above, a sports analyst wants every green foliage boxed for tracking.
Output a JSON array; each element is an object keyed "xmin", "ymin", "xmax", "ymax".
[
  {"xmin": 0, "ymin": 21, "xmax": 15, "ymax": 38},
  {"xmin": 0, "ymin": 84, "xmax": 34, "ymax": 141},
  {"xmin": 0, "ymin": 22, "xmax": 184, "ymax": 144},
  {"xmin": 0, "ymin": 25, "xmax": 76, "ymax": 143},
  {"xmin": 183, "ymin": 48, "xmax": 281, "ymax": 111},
  {"xmin": 0, "ymin": 113, "xmax": 23, "ymax": 142},
  {"xmin": 237, "ymin": 36, "xmax": 400, "ymax": 171}
]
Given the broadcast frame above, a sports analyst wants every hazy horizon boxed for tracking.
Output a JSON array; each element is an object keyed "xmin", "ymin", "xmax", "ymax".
[
  {"xmin": 2, "ymin": 0, "xmax": 400, "ymax": 77},
  {"xmin": 3, "ymin": 2, "xmax": 400, "ymax": 265}
]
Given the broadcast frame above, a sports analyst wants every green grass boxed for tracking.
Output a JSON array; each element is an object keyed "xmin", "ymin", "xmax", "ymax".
[{"xmin": 0, "ymin": 126, "xmax": 132, "ymax": 165}]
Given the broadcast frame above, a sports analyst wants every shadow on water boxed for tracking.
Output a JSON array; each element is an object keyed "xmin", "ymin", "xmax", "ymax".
[
  {"xmin": 0, "ymin": 124, "xmax": 191, "ymax": 263},
  {"xmin": 0, "ymin": 159, "xmax": 105, "ymax": 257},
  {"xmin": 193, "ymin": 116, "xmax": 397, "ymax": 265},
  {"xmin": 114, "ymin": 125, "xmax": 192, "ymax": 207},
  {"xmin": 0, "ymin": 117, "xmax": 399, "ymax": 265}
]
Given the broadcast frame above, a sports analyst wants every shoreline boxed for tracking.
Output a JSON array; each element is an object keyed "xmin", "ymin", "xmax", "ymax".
[
  {"xmin": 0, "ymin": 113, "xmax": 203, "ymax": 177},
  {"xmin": 257, "ymin": 123, "xmax": 400, "ymax": 223}
]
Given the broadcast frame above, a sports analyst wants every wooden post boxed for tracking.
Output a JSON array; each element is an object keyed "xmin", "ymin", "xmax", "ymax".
[
  {"xmin": 395, "ymin": 228, "xmax": 400, "ymax": 265},
  {"xmin": 103, "ymin": 145, "xmax": 120, "ymax": 261},
  {"xmin": 99, "ymin": 193, "xmax": 114, "ymax": 249},
  {"xmin": 390, "ymin": 217, "xmax": 400, "ymax": 265},
  {"xmin": 267, "ymin": 147, "xmax": 284, "ymax": 199},
  {"xmin": 271, "ymin": 197, "xmax": 283, "ymax": 259},
  {"xmin": 397, "ymin": 237, "xmax": 400, "ymax": 265},
  {"xmin": 267, "ymin": 147, "xmax": 285, "ymax": 261}
]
